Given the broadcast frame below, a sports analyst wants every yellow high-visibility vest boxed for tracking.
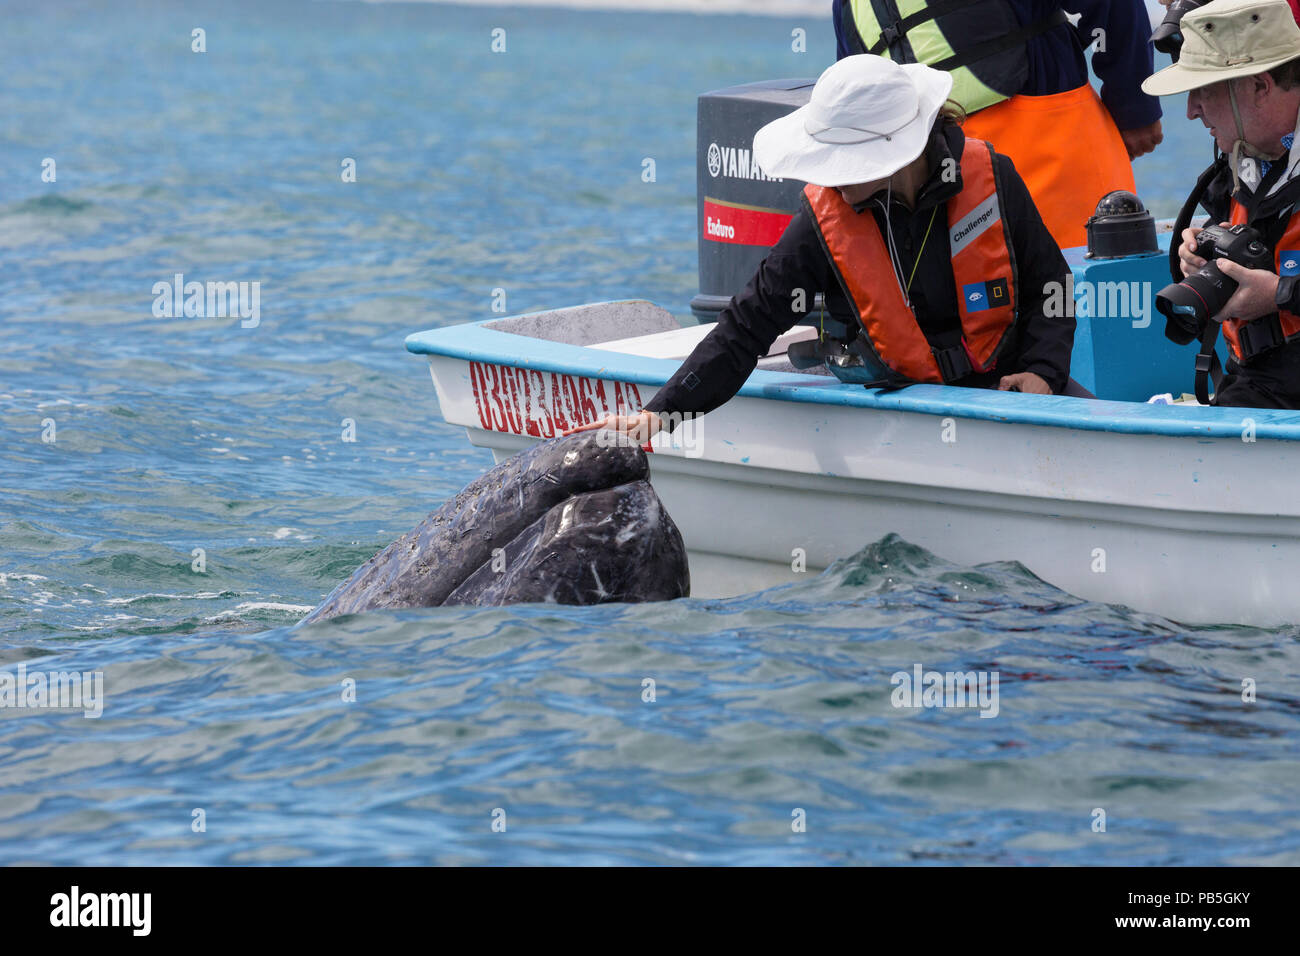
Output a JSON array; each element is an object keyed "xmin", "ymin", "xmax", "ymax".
[{"xmin": 845, "ymin": 0, "xmax": 1068, "ymax": 114}]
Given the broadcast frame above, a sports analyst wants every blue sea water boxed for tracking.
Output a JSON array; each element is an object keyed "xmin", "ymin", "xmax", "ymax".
[{"xmin": 1, "ymin": 0, "xmax": 1297, "ymax": 866}]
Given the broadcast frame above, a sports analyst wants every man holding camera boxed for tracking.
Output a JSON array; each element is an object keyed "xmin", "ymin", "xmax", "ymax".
[{"xmin": 1144, "ymin": 0, "xmax": 1300, "ymax": 408}]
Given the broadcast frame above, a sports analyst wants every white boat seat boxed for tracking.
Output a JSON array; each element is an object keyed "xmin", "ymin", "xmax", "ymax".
[{"xmin": 590, "ymin": 323, "xmax": 819, "ymax": 367}]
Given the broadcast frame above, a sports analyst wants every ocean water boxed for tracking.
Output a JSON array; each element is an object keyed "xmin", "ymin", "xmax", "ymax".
[{"xmin": 2, "ymin": 0, "xmax": 1297, "ymax": 866}]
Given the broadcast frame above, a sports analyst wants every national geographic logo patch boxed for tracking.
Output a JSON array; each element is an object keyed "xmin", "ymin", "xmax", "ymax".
[{"xmin": 962, "ymin": 277, "xmax": 1009, "ymax": 313}]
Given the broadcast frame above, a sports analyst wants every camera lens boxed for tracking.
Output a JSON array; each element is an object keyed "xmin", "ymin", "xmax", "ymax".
[{"xmin": 1155, "ymin": 261, "xmax": 1239, "ymax": 343}]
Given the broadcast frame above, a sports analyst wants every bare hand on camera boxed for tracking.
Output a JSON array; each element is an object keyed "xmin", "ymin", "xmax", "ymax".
[
  {"xmin": 1216, "ymin": 259, "xmax": 1281, "ymax": 322},
  {"xmin": 1177, "ymin": 225, "xmax": 1216, "ymax": 278}
]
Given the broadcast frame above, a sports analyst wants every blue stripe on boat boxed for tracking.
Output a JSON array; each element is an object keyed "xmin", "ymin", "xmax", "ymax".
[{"xmin": 405, "ymin": 318, "xmax": 1300, "ymax": 441}]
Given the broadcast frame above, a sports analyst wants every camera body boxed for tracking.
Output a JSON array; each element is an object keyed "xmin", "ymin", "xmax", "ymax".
[
  {"xmin": 1151, "ymin": 0, "xmax": 1210, "ymax": 57},
  {"xmin": 1155, "ymin": 223, "xmax": 1273, "ymax": 344},
  {"xmin": 1192, "ymin": 224, "xmax": 1273, "ymax": 273}
]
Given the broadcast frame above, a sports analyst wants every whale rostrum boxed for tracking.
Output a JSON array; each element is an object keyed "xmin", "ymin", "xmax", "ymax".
[{"xmin": 301, "ymin": 432, "xmax": 689, "ymax": 622}]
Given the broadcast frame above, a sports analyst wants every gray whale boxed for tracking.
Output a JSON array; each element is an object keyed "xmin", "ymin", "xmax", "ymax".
[{"xmin": 301, "ymin": 432, "xmax": 689, "ymax": 622}]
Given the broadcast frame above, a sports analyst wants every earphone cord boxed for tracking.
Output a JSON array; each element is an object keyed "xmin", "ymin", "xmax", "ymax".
[
  {"xmin": 882, "ymin": 182, "xmax": 912, "ymax": 311},
  {"xmin": 880, "ymin": 184, "xmax": 939, "ymax": 308},
  {"xmin": 907, "ymin": 207, "xmax": 939, "ymax": 292}
]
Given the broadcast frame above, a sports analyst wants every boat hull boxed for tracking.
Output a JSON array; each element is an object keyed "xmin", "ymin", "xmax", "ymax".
[{"xmin": 452, "ymin": 382, "xmax": 1294, "ymax": 625}]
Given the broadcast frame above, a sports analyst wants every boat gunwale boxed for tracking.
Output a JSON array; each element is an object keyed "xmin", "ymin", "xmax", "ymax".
[{"xmin": 405, "ymin": 310, "xmax": 1300, "ymax": 442}]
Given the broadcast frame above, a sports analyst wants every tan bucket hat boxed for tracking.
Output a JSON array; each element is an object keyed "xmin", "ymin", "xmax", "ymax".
[{"xmin": 1143, "ymin": 0, "xmax": 1300, "ymax": 96}]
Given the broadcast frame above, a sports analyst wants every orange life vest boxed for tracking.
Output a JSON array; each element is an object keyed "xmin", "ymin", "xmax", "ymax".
[
  {"xmin": 803, "ymin": 136, "xmax": 1018, "ymax": 384},
  {"xmin": 961, "ymin": 84, "xmax": 1135, "ymax": 251},
  {"xmin": 1222, "ymin": 199, "xmax": 1300, "ymax": 362}
]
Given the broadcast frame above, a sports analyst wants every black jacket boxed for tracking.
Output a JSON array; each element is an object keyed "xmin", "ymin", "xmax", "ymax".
[
  {"xmin": 1199, "ymin": 158, "xmax": 1300, "ymax": 409},
  {"xmin": 644, "ymin": 123, "xmax": 1074, "ymax": 423}
]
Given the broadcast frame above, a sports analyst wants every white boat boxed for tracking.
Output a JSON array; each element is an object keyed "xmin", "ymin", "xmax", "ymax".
[
  {"xmin": 404, "ymin": 79, "xmax": 1300, "ymax": 628},
  {"xmin": 405, "ymin": 293, "xmax": 1300, "ymax": 627}
]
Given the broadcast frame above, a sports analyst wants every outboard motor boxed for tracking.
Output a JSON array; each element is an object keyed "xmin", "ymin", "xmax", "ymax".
[{"xmin": 691, "ymin": 79, "xmax": 815, "ymax": 321}]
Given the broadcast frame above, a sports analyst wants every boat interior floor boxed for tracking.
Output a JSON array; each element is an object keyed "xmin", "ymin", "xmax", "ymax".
[{"xmin": 483, "ymin": 301, "xmax": 1111, "ymax": 397}]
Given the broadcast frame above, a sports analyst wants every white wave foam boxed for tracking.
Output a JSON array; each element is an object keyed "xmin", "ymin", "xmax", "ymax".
[
  {"xmin": 69, "ymin": 613, "xmax": 153, "ymax": 630},
  {"xmin": 201, "ymin": 602, "xmax": 314, "ymax": 623},
  {"xmin": 0, "ymin": 572, "xmax": 50, "ymax": 585},
  {"xmin": 105, "ymin": 591, "xmax": 226, "ymax": 605}
]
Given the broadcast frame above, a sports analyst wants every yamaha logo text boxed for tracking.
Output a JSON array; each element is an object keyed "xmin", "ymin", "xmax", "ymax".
[{"xmin": 706, "ymin": 142, "xmax": 783, "ymax": 182}]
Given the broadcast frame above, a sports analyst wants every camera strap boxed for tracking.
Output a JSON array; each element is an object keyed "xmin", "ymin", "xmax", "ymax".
[
  {"xmin": 1169, "ymin": 156, "xmax": 1227, "ymax": 284},
  {"xmin": 1195, "ymin": 321, "xmax": 1224, "ymax": 405}
]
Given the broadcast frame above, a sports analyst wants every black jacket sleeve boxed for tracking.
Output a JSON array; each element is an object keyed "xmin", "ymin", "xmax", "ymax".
[
  {"xmin": 1066, "ymin": 0, "xmax": 1162, "ymax": 131},
  {"xmin": 644, "ymin": 148, "xmax": 1074, "ymax": 414},
  {"xmin": 997, "ymin": 152, "xmax": 1076, "ymax": 393},
  {"xmin": 643, "ymin": 211, "xmax": 834, "ymax": 423}
]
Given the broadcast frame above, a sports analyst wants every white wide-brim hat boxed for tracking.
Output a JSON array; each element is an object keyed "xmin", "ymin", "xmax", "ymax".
[{"xmin": 753, "ymin": 54, "xmax": 954, "ymax": 188}]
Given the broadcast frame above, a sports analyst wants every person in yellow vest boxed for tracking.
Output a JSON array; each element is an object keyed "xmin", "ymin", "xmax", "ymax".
[
  {"xmin": 834, "ymin": 0, "xmax": 1164, "ymax": 250},
  {"xmin": 568, "ymin": 56, "xmax": 1078, "ymax": 445}
]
